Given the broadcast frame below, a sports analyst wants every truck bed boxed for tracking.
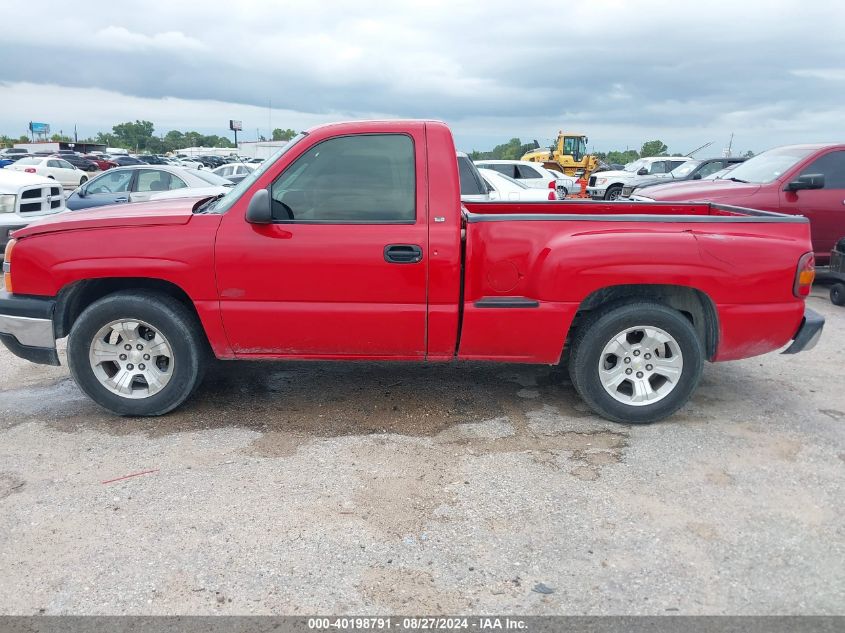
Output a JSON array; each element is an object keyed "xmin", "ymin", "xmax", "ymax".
[
  {"xmin": 462, "ymin": 200, "xmax": 806, "ymax": 222},
  {"xmin": 458, "ymin": 199, "xmax": 812, "ymax": 364}
]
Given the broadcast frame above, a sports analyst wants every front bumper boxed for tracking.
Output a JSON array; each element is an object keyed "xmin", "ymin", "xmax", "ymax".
[
  {"xmin": 0, "ymin": 291, "xmax": 59, "ymax": 365},
  {"xmin": 586, "ymin": 186, "xmax": 606, "ymax": 199},
  {"xmin": 782, "ymin": 307, "xmax": 825, "ymax": 354},
  {"xmin": 0, "ymin": 223, "xmax": 26, "ymax": 252}
]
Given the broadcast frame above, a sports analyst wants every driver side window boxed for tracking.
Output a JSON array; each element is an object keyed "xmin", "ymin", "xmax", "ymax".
[
  {"xmin": 87, "ymin": 170, "xmax": 133, "ymax": 194},
  {"xmin": 799, "ymin": 151, "xmax": 845, "ymax": 189},
  {"xmin": 649, "ymin": 161, "xmax": 667, "ymax": 174},
  {"xmin": 270, "ymin": 134, "xmax": 416, "ymax": 223}
]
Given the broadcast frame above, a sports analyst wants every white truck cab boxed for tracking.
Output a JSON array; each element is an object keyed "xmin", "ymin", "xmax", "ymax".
[{"xmin": 0, "ymin": 170, "xmax": 66, "ymax": 253}]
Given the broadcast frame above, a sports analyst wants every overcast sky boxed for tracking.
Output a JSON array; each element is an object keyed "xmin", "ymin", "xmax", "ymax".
[{"xmin": 2, "ymin": 0, "xmax": 843, "ymax": 154}]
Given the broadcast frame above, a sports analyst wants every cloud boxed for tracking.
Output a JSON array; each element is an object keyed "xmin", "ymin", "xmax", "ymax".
[
  {"xmin": 88, "ymin": 26, "xmax": 208, "ymax": 53},
  {"xmin": 791, "ymin": 69, "xmax": 845, "ymax": 82},
  {"xmin": 0, "ymin": 0, "xmax": 843, "ymax": 152}
]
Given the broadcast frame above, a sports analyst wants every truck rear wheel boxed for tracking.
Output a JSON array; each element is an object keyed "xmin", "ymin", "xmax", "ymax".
[
  {"xmin": 67, "ymin": 291, "xmax": 207, "ymax": 416},
  {"xmin": 568, "ymin": 301, "xmax": 703, "ymax": 424},
  {"xmin": 831, "ymin": 283, "xmax": 845, "ymax": 306}
]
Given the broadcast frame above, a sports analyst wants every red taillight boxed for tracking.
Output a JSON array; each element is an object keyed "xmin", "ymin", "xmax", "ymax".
[
  {"xmin": 548, "ymin": 180, "xmax": 556, "ymax": 189},
  {"xmin": 794, "ymin": 252, "xmax": 815, "ymax": 297},
  {"xmin": 24, "ymin": 168, "xmax": 36, "ymax": 173},
  {"xmin": 548, "ymin": 191, "xmax": 556, "ymax": 200}
]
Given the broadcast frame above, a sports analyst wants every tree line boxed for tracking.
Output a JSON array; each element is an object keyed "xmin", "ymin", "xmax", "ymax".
[
  {"xmin": 0, "ymin": 121, "xmax": 300, "ymax": 153},
  {"xmin": 469, "ymin": 137, "xmax": 754, "ymax": 164}
]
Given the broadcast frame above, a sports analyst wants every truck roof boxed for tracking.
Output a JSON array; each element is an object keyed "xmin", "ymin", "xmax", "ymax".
[{"xmin": 305, "ymin": 119, "xmax": 446, "ymax": 134}]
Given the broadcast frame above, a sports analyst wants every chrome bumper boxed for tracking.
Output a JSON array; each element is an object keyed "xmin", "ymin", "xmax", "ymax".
[
  {"xmin": 0, "ymin": 291, "xmax": 59, "ymax": 365},
  {"xmin": 782, "ymin": 307, "xmax": 825, "ymax": 354},
  {"xmin": 0, "ymin": 313, "xmax": 55, "ymax": 347}
]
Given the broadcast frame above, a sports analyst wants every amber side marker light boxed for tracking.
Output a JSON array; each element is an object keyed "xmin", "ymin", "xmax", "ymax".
[
  {"xmin": 3, "ymin": 238, "xmax": 14, "ymax": 293},
  {"xmin": 794, "ymin": 252, "xmax": 815, "ymax": 297}
]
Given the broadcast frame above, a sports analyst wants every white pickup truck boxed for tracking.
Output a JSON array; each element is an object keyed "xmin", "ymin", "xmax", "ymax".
[{"xmin": 0, "ymin": 170, "xmax": 66, "ymax": 253}]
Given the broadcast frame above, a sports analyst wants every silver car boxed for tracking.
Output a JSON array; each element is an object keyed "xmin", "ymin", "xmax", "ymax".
[{"xmin": 65, "ymin": 165, "xmax": 233, "ymax": 211}]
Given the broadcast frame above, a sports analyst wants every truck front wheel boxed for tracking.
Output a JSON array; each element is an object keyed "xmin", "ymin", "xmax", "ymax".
[
  {"xmin": 568, "ymin": 302, "xmax": 703, "ymax": 424},
  {"xmin": 604, "ymin": 185, "xmax": 622, "ymax": 200},
  {"xmin": 67, "ymin": 291, "xmax": 207, "ymax": 416}
]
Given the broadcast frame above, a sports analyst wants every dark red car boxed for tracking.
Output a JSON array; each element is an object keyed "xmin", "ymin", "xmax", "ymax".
[
  {"xmin": 82, "ymin": 154, "xmax": 118, "ymax": 171},
  {"xmin": 633, "ymin": 144, "xmax": 845, "ymax": 265}
]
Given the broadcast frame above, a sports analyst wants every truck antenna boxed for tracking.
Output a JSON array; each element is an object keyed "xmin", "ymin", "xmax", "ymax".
[{"xmin": 685, "ymin": 141, "xmax": 714, "ymax": 157}]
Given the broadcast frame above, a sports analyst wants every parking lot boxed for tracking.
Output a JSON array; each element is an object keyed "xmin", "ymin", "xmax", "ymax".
[{"xmin": 0, "ymin": 288, "xmax": 841, "ymax": 615}]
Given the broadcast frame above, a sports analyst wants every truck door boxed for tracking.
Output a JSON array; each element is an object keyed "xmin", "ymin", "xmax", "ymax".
[
  {"xmin": 214, "ymin": 130, "xmax": 429, "ymax": 358},
  {"xmin": 779, "ymin": 150, "xmax": 845, "ymax": 263}
]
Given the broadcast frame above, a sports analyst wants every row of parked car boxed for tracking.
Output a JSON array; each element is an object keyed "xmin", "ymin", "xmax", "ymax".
[
  {"xmin": 2, "ymin": 140, "xmax": 844, "ymax": 272},
  {"xmin": 457, "ymin": 155, "xmax": 582, "ymax": 202},
  {"xmin": 0, "ymin": 160, "xmax": 260, "ymax": 249}
]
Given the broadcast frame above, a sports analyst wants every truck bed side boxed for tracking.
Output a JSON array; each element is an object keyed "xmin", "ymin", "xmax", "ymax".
[{"xmin": 459, "ymin": 201, "xmax": 812, "ymax": 363}]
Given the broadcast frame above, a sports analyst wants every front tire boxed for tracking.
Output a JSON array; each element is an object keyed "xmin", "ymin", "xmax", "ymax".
[
  {"xmin": 67, "ymin": 291, "xmax": 207, "ymax": 416},
  {"xmin": 605, "ymin": 185, "xmax": 622, "ymax": 200},
  {"xmin": 79, "ymin": 176, "xmax": 88, "ymax": 186},
  {"xmin": 831, "ymin": 283, "xmax": 845, "ymax": 307},
  {"xmin": 568, "ymin": 301, "xmax": 703, "ymax": 424}
]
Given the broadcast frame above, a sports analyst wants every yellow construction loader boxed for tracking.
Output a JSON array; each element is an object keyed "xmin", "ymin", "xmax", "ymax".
[{"xmin": 521, "ymin": 131, "xmax": 598, "ymax": 182}]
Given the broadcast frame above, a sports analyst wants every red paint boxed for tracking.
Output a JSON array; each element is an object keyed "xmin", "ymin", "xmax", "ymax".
[{"xmin": 9, "ymin": 120, "xmax": 815, "ymax": 367}]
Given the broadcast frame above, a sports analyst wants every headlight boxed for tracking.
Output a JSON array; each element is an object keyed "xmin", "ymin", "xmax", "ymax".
[
  {"xmin": 596, "ymin": 178, "xmax": 607, "ymax": 185},
  {"xmin": 0, "ymin": 194, "xmax": 16, "ymax": 213}
]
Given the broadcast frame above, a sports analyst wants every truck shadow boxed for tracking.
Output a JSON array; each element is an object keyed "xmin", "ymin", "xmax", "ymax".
[{"xmin": 38, "ymin": 361, "xmax": 600, "ymax": 440}]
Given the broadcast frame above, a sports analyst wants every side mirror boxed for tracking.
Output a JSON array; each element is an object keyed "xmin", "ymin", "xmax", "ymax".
[
  {"xmin": 76, "ymin": 186, "xmax": 87, "ymax": 198},
  {"xmin": 693, "ymin": 173, "xmax": 702, "ymax": 180},
  {"xmin": 245, "ymin": 189, "xmax": 272, "ymax": 224},
  {"xmin": 785, "ymin": 173, "xmax": 824, "ymax": 192},
  {"xmin": 637, "ymin": 167, "xmax": 648, "ymax": 176}
]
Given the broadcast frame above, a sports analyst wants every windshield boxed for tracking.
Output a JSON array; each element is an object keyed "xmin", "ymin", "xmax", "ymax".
[
  {"xmin": 15, "ymin": 157, "xmax": 39, "ymax": 165},
  {"xmin": 192, "ymin": 170, "xmax": 233, "ymax": 186},
  {"xmin": 208, "ymin": 133, "xmax": 307, "ymax": 214},
  {"xmin": 670, "ymin": 161, "xmax": 701, "ymax": 178},
  {"xmin": 624, "ymin": 159, "xmax": 647, "ymax": 172},
  {"xmin": 725, "ymin": 147, "xmax": 815, "ymax": 184}
]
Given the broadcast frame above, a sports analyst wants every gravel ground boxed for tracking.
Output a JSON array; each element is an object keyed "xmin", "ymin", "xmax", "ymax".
[{"xmin": 0, "ymin": 290, "xmax": 842, "ymax": 615}]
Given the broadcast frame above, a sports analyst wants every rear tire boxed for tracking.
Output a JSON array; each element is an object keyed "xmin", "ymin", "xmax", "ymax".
[
  {"xmin": 568, "ymin": 301, "xmax": 703, "ymax": 424},
  {"xmin": 67, "ymin": 291, "xmax": 207, "ymax": 416},
  {"xmin": 831, "ymin": 283, "xmax": 845, "ymax": 307}
]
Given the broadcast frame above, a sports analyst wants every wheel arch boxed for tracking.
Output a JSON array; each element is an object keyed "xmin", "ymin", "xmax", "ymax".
[
  {"xmin": 569, "ymin": 284, "xmax": 719, "ymax": 360},
  {"xmin": 54, "ymin": 277, "xmax": 200, "ymax": 339}
]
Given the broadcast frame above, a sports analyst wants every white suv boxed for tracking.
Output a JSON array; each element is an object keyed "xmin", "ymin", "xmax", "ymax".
[{"xmin": 0, "ymin": 170, "xmax": 66, "ymax": 254}]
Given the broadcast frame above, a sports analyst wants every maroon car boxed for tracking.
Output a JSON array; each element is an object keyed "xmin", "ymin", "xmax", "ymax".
[
  {"xmin": 632, "ymin": 144, "xmax": 845, "ymax": 265},
  {"xmin": 82, "ymin": 154, "xmax": 118, "ymax": 171}
]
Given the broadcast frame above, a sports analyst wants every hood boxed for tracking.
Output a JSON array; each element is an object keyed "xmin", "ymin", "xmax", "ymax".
[
  {"xmin": 634, "ymin": 179, "xmax": 763, "ymax": 201},
  {"xmin": 592, "ymin": 169, "xmax": 632, "ymax": 180},
  {"xmin": 0, "ymin": 170, "xmax": 55, "ymax": 188},
  {"xmin": 12, "ymin": 196, "xmax": 200, "ymax": 239},
  {"xmin": 149, "ymin": 186, "xmax": 228, "ymax": 201}
]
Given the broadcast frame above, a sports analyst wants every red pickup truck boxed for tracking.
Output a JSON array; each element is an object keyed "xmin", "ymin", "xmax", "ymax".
[
  {"xmin": 631, "ymin": 143, "xmax": 845, "ymax": 265},
  {"xmin": 0, "ymin": 120, "xmax": 824, "ymax": 424}
]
